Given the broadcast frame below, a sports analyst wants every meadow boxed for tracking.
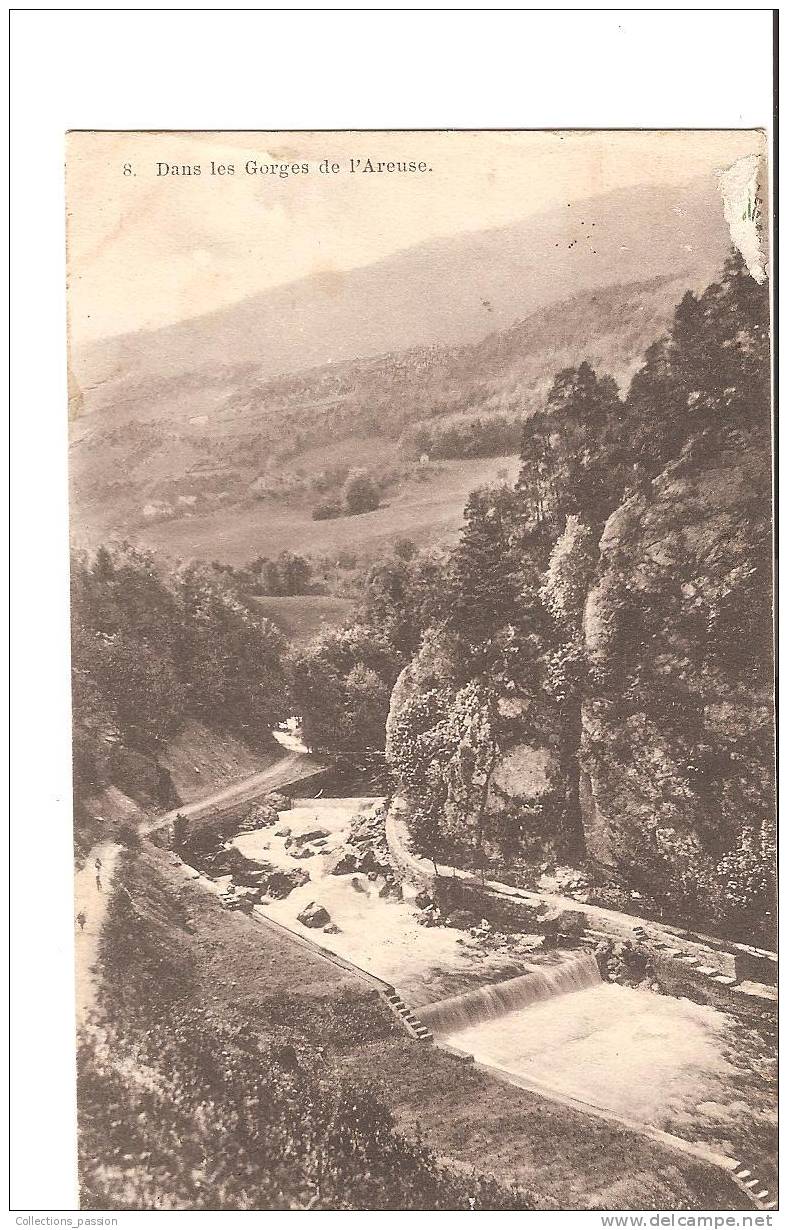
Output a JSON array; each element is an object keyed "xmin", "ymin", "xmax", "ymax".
[{"xmin": 136, "ymin": 456, "xmax": 521, "ymax": 568}]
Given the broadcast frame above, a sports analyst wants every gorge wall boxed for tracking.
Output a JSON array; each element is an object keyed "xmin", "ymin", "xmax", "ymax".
[
  {"xmin": 385, "ymin": 253, "xmax": 774, "ymax": 941},
  {"xmin": 579, "ymin": 439, "xmax": 774, "ymax": 912}
]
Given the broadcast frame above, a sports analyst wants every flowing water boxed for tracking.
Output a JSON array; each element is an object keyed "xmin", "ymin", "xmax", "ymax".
[
  {"xmin": 441, "ymin": 980, "xmax": 731, "ymax": 1123},
  {"xmin": 440, "ymin": 977, "xmax": 777, "ymax": 1179},
  {"xmin": 233, "ymin": 798, "xmax": 776, "ymax": 1172},
  {"xmin": 233, "ymin": 798, "xmax": 529, "ymax": 1001},
  {"xmin": 418, "ymin": 953, "xmax": 601, "ymax": 1035}
]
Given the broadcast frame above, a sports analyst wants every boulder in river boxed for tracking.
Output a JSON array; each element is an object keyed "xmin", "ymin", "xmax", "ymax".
[
  {"xmin": 298, "ymin": 901, "xmax": 330, "ymax": 928},
  {"xmin": 218, "ymin": 849, "xmax": 275, "ymax": 885},
  {"xmin": 325, "ymin": 850, "xmax": 360, "ymax": 876},
  {"xmin": 290, "ymin": 828, "xmax": 331, "ymax": 848},
  {"xmin": 537, "ymin": 907, "xmax": 587, "ymax": 937},
  {"xmin": 267, "ymin": 868, "xmax": 310, "ymax": 899},
  {"xmin": 235, "ymin": 866, "xmax": 275, "ymax": 888},
  {"xmin": 378, "ymin": 879, "xmax": 403, "ymax": 900},
  {"xmin": 358, "ymin": 848, "xmax": 383, "ymax": 873}
]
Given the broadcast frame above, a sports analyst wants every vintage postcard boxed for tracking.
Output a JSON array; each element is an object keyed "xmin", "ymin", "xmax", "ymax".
[{"xmin": 67, "ymin": 129, "xmax": 775, "ymax": 1211}]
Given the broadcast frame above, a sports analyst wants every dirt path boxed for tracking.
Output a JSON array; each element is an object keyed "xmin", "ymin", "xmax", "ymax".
[
  {"xmin": 142, "ymin": 748, "xmax": 326, "ymax": 835},
  {"xmin": 74, "ymin": 841, "xmax": 122, "ymax": 1026},
  {"xmin": 76, "ymin": 743, "xmax": 324, "ymax": 1022}
]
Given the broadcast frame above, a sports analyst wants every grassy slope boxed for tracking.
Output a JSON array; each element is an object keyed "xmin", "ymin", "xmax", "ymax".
[
  {"xmin": 251, "ymin": 595, "xmax": 354, "ymax": 643},
  {"xmin": 132, "ymin": 456, "xmax": 521, "ymax": 568},
  {"xmin": 97, "ymin": 846, "xmax": 745, "ymax": 1211},
  {"xmin": 157, "ymin": 719, "xmax": 281, "ymax": 805}
]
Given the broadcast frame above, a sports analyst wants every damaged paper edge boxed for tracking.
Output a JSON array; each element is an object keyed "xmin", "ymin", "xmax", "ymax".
[{"xmin": 717, "ymin": 152, "xmax": 768, "ymax": 284}]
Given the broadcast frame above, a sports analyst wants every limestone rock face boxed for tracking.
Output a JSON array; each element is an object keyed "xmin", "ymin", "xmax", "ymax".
[
  {"xmin": 386, "ymin": 630, "xmax": 454, "ymax": 751},
  {"xmin": 387, "ymin": 630, "xmax": 558, "ymax": 820},
  {"xmin": 487, "ymin": 743, "xmax": 556, "ymax": 815},
  {"xmin": 580, "ymin": 441, "xmax": 774, "ymax": 891}
]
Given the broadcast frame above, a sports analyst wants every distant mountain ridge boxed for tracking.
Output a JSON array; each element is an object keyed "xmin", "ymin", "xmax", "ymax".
[{"xmin": 72, "ymin": 176, "xmax": 731, "ymax": 410}]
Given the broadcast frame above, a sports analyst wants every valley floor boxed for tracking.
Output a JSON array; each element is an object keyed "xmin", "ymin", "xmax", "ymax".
[{"xmin": 127, "ymin": 456, "xmax": 522, "ymax": 567}]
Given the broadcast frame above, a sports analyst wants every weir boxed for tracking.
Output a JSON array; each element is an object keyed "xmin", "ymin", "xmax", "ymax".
[{"xmin": 417, "ymin": 952, "xmax": 602, "ymax": 1037}]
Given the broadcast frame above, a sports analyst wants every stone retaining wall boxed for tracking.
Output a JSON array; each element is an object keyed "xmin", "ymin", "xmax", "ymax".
[
  {"xmin": 385, "ymin": 809, "xmax": 437, "ymax": 892},
  {"xmin": 654, "ymin": 954, "xmax": 777, "ymax": 1021},
  {"xmin": 385, "ymin": 801, "xmax": 776, "ymax": 1018},
  {"xmin": 386, "ymin": 804, "xmax": 644, "ymax": 939}
]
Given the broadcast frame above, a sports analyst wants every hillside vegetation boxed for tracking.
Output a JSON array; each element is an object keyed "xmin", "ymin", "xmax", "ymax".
[
  {"xmin": 69, "ymin": 277, "xmax": 711, "ymax": 555},
  {"xmin": 295, "ymin": 253, "xmax": 774, "ymax": 943},
  {"xmin": 71, "ymin": 546, "xmax": 290, "ymax": 850}
]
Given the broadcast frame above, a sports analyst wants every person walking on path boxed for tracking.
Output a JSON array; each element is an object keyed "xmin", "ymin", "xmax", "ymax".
[
  {"xmin": 76, "ymin": 910, "xmax": 86, "ymax": 931},
  {"xmin": 95, "ymin": 872, "xmax": 102, "ymax": 892}
]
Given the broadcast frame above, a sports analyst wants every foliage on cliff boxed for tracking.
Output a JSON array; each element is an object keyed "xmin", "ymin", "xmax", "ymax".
[
  {"xmin": 384, "ymin": 252, "xmax": 774, "ymax": 940},
  {"xmin": 288, "ymin": 548, "xmax": 446, "ymax": 778}
]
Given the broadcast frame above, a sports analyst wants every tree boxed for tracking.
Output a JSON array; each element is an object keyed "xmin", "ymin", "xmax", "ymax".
[
  {"xmin": 277, "ymin": 551, "xmax": 311, "ymax": 596},
  {"xmin": 446, "ymin": 485, "xmax": 524, "ymax": 670},
  {"xmin": 172, "ymin": 813, "xmax": 188, "ymax": 852},
  {"xmin": 342, "ymin": 469, "xmax": 380, "ymax": 515},
  {"xmin": 626, "ymin": 250, "xmax": 771, "ymax": 478},
  {"xmin": 517, "ymin": 362, "xmax": 624, "ymax": 530},
  {"xmin": 70, "ymin": 545, "xmax": 291, "ymax": 846}
]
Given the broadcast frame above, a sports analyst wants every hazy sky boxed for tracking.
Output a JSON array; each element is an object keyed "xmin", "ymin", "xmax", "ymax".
[{"xmin": 67, "ymin": 129, "xmax": 764, "ymax": 344}]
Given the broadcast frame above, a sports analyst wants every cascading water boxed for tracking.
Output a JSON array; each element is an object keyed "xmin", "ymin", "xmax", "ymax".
[{"xmin": 417, "ymin": 952, "xmax": 602, "ymax": 1037}]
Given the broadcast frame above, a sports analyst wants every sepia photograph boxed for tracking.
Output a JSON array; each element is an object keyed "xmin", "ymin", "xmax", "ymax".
[{"xmin": 64, "ymin": 127, "xmax": 775, "ymax": 1212}]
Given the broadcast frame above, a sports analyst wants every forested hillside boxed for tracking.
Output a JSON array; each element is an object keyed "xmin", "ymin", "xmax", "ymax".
[
  {"xmin": 294, "ymin": 252, "xmax": 774, "ymax": 943},
  {"xmin": 70, "ymin": 546, "xmax": 290, "ymax": 849}
]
